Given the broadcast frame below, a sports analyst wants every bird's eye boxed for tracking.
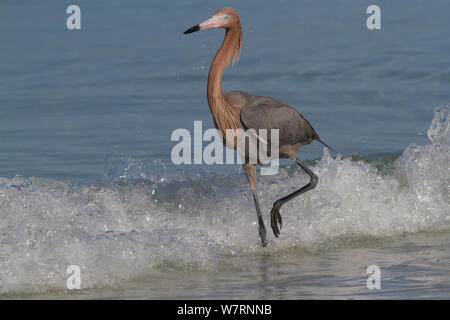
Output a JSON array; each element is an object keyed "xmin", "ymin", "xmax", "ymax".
[{"xmin": 224, "ymin": 15, "xmax": 229, "ymax": 20}]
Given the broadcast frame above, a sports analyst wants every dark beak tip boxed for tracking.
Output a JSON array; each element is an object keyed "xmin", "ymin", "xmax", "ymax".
[{"xmin": 183, "ymin": 24, "xmax": 200, "ymax": 35}]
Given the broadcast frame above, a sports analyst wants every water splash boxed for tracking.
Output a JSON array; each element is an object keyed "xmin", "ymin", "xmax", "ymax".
[
  {"xmin": 0, "ymin": 106, "xmax": 449, "ymax": 294},
  {"xmin": 427, "ymin": 105, "xmax": 449, "ymax": 144}
]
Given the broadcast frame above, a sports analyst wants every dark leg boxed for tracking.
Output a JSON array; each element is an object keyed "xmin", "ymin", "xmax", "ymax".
[
  {"xmin": 251, "ymin": 189, "xmax": 268, "ymax": 247},
  {"xmin": 243, "ymin": 164, "xmax": 268, "ymax": 247},
  {"xmin": 270, "ymin": 159, "xmax": 318, "ymax": 237}
]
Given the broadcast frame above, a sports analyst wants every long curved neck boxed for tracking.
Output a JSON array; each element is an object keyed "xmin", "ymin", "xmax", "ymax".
[{"xmin": 207, "ymin": 25, "xmax": 242, "ymax": 136}]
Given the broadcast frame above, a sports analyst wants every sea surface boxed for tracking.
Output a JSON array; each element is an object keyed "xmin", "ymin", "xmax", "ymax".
[{"xmin": 0, "ymin": 0, "xmax": 449, "ymax": 299}]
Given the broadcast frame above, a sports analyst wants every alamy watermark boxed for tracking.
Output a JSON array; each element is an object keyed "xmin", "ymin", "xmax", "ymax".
[
  {"xmin": 66, "ymin": 5, "xmax": 81, "ymax": 30},
  {"xmin": 366, "ymin": 5, "xmax": 381, "ymax": 30},
  {"xmin": 171, "ymin": 121, "xmax": 279, "ymax": 175},
  {"xmin": 366, "ymin": 265, "xmax": 381, "ymax": 290},
  {"xmin": 66, "ymin": 265, "xmax": 81, "ymax": 290}
]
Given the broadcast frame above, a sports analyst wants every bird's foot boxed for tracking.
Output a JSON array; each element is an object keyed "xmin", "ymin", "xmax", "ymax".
[{"xmin": 270, "ymin": 201, "xmax": 283, "ymax": 238}]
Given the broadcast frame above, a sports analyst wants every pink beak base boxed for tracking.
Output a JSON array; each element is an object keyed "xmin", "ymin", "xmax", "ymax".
[{"xmin": 198, "ymin": 15, "xmax": 222, "ymax": 30}]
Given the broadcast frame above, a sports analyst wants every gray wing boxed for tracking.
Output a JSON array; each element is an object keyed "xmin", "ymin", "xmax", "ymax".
[{"xmin": 225, "ymin": 90, "xmax": 318, "ymax": 147}]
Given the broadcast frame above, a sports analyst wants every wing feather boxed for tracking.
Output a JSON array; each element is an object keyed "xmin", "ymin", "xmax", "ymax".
[{"xmin": 227, "ymin": 91, "xmax": 318, "ymax": 147}]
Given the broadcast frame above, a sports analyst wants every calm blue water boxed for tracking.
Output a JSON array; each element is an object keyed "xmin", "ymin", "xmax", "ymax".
[
  {"xmin": 0, "ymin": 0, "xmax": 449, "ymax": 298},
  {"xmin": 1, "ymin": 0, "xmax": 449, "ymax": 180}
]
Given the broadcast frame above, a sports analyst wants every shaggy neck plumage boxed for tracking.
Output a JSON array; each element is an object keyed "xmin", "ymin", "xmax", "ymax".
[{"xmin": 207, "ymin": 24, "xmax": 242, "ymax": 141}]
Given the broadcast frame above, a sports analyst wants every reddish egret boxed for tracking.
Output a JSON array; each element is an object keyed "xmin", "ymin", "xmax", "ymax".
[{"xmin": 184, "ymin": 7, "xmax": 336, "ymax": 246}]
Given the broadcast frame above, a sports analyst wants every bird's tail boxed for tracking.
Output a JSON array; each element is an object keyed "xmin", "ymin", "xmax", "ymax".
[{"xmin": 317, "ymin": 138, "xmax": 340, "ymax": 156}]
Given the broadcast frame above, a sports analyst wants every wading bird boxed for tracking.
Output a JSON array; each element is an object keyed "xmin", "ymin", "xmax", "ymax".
[{"xmin": 184, "ymin": 7, "xmax": 336, "ymax": 247}]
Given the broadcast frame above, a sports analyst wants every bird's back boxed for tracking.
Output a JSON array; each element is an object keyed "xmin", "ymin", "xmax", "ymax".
[{"xmin": 225, "ymin": 90, "xmax": 319, "ymax": 150}]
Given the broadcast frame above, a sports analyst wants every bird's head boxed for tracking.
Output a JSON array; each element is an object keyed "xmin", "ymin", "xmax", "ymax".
[{"xmin": 183, "ymin": 7, "xmax": 240, "ymax": 34}]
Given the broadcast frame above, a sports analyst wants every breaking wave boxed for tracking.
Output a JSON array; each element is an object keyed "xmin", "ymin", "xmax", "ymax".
[{"xmin": 0, "ymin": 106, "xmax": 448, "ymax": 294}]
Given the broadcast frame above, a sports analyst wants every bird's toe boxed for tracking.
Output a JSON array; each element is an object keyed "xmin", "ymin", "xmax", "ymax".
[{"xmin": 270, "ymin": 202, "xmax": 282, "ymax": 238}]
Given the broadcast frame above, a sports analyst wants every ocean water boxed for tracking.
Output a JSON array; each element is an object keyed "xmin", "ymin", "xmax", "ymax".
[{"xmin": 0, "ymin": 0, "xmax": 449, "ymax": 299}]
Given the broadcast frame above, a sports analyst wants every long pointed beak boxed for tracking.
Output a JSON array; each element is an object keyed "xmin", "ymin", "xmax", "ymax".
[
  {"xmin": 183, "ymin": 15, "xmax": 222, "ymax": 35},
  {"xmin": 184, "ymin": 25, "xmax": 200, "ymax": 34}
]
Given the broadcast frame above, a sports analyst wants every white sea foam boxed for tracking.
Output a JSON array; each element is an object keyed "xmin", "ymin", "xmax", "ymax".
[{"xmin": 0, "ymin": 106, "xmax": 448, "ymax": 294}]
